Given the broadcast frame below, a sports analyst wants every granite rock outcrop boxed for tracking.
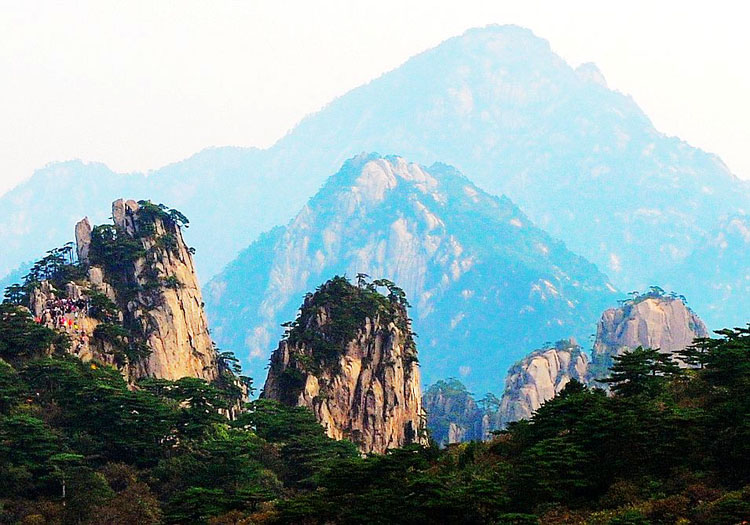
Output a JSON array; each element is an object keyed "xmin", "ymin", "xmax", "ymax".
[
  {"xmin": 590, "ymin": 292, "xmax": 708, "ymax": 377},
  {"xmin": 498, "ymin": 339, "xmax": 589, "ymax": 426},
  {"xmin": 262, "ymin": 276, "xmax": 425, "ymax": 454},
  {"xmin": 28, "ymin": 199, "xmax": 219, "ymax": 383}
]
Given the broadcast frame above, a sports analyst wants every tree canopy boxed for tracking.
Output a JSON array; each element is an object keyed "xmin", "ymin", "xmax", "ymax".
[{"xmin": 1, "ymin": 277, "xmax": 750, "ymax": 522}]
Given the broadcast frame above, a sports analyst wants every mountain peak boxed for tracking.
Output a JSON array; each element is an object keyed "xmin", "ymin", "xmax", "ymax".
[
  {"xmin": 206, "ymin": 155, "xmax": 617, "ymax": 394},
  {"xmin": 4, "ymin": 21, "xmax": 745, "ymax": 306},
  {"xmin": 457, "ymin": 24, "xmax": 552, "ymax": 52},
  {"xmin": 575, "ymin": 62, "xmax": 608, "ymax": 87},
  {"xmin": 590, "ymin": 291, "xmax": 707, "ymax": 377},
  {"xmin": 402, "ymin": 23, "xmax": 560, "ymax": 78},
  {"xmin": 354, "ymin": 156, "xmax": 440, "ymax": 201},
  {"xmin": 15, "ymin": 198, "xmax": 222, "ymax": 383},
  {"xmin": 498, "ymin": 338, "xmax": 589, "ymax": 426},
  {"xmin": 262, "ymin": 275, "xmax": 425, "ymax": 454}
]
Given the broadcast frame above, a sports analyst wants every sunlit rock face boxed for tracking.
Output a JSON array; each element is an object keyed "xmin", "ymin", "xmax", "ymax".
[
  {"xmin": 262, "ymin": 278, "xmax": 425, "ymax": 454},
  {"xmin": 498, "ymin": 339, "xmax": 589, "ymax": 426},
  {"xmin": 207, "ymin": 154, "xmax": 617, "ymax": 395},
  {"xmin": 495, "ymin": 292, "xmax": 708, "ymax": 427},
  {"xmin": 29, "ymin": 199, "xmax": 219, "ymax": 383},
  {"xmin": 590, "ymin": 293, "xmax": 708, "ymax": 376}
]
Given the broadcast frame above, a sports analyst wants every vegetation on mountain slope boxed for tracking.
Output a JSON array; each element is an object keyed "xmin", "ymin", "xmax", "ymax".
[
  {"xmin": 280, "ymin": 275, "xmax": 415, "ymax": 372},
  {"xmin": 1, "ymin": 280, "xmax": 750, "ymax": 523}
]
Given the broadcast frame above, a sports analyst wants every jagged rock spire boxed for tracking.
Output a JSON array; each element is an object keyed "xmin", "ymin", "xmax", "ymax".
[
  {"xmin": 74, "ymin": 217, "xmax": 92, "ymax": 264},
  {"xmin": 31, "ymin": 199, "xmax": 219, "ymax": 383},
  {"xmin": 262, "ymin": 276, "xmax": 426, "ymax": 454}
]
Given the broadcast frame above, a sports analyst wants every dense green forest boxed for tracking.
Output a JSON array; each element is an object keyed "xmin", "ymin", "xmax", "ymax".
[{"xmin": 1, "ymin": 296, "xmax": 749, "ymax": 524}]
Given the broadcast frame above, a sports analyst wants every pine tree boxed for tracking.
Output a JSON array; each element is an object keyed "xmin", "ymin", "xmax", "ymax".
[{"xmin": 602, "ymin": 347, "xmax": 679, "ymax": 398}]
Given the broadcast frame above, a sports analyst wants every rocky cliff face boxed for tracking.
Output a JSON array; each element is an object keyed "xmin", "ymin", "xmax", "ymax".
[
  {"xmin": 590, "ymin": 293, "xmax": 708, "ymax": 378},
  {"xmin": 493, "ymin": 292, "xmax": 707, "ymax": 427},
  {"xmin": 422, "ymin": 378, "xmax": 501, "ymax": 445},
  {"xmin": 498, "ymin": 339, "xmax": 588, "ymax": 426},
  {"xmin": 262, "ymin": 276, "xmax": 425, "ymax": 454},
  {"xmin": 29, "ymin": 199, "xmax": 218, "ymax": 382}
]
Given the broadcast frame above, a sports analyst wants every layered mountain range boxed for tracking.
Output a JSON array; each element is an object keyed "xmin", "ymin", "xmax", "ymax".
[
  {"xmin": 1, "ymin": 25, "xmax": 747, "ymax": 336},
  {"xmin": 5, "ymin": 200, "xmax": 429, "ymax": 455},
  {"xmin": 205, "ymin": 154, "xmax": 617, "ymax": 394},
  {"xmin": 1, "ymin": 23, "xmax": 748, "ymax": 522}
]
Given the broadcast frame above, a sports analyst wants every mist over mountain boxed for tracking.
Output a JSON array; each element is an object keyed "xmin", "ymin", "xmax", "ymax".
[
  {"xmin": 0, "ymin": 263, "xmax": 30, "ymax": 296},
  {"xmin": 205, "ymin": 154, "xmax": 617, "ymax": 394},
  {"xmin": 0, "ymin": 149, "xmax": 266, "ymax": 281},
  {"xmin": 4, "ymin": 11, "xmax": 750, "ymax": 523},
  {"xmin": 1, "ymin": 24, "xmax": 747, "ymax": 331},
  {"xmin": 662, "ymin": 214, "xmax": 750, "ymax": 330}
]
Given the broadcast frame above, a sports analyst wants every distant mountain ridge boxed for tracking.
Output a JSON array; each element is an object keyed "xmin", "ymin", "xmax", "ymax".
[
  {"xmin": 205, "ymin": 154, "xmax": 617, "ymax": 394},
  {"xmin": 0, "ymin": 149, "xmax": 266, "ymax": 281},
  {"xmin": 1, "ymin": 23, "xmax": 748, "ymax": 331}
]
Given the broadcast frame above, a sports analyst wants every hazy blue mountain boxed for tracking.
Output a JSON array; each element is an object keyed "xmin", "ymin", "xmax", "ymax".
[
  {"xmin": 0, "ymin": 161, "xmax": 136, "ymax": 278},
  {"xmin": 661, "ymin": 214, "xmax": 750, "ymax": 331},
  {"xmin": 2, "ymin": 24, "xmax": 747, "ymax": 328},
  {"xmin": 0, "ymin": 261, "xmax": 31, "ymax": 297},
  {"xmin": 0, "ymin": 149, "xmax": 267, "ymax": 281},
  {"xmin": 268, "ymin": 25, "xmax": 749, "ymax": 295},
  {"xmin": 204, "ymin": 154, "xmax": 617, "ymax": 394}
]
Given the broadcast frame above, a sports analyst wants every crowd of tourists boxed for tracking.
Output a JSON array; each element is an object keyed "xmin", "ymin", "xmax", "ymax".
[{"xmin": 34, "ymin": 296, "xmax": 90, "ymax": 339}]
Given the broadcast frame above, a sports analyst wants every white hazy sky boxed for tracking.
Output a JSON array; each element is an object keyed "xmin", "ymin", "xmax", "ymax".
[{"xmin": 2, "ymin": 1, "xmax": 749, "ymax": 196}]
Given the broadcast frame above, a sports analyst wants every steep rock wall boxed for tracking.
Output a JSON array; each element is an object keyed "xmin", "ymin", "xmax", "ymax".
[
  {"xmin": 498, "ymin": 339, "xmax": 588, "ymax": 426},
  {"xmin": 29, "ymin": 199, "xmax": 218, "ymax": 382},
  {"xmin": 110, "ymin": 200, "xmax": 217, "ymax": 381},
  {"xmin": 262, "ymin": 277, "xmax": 425, "ymax": 454},
  {"xmin": 590, "ymin": 294, "xmax": 708, "ymax": 376}
]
